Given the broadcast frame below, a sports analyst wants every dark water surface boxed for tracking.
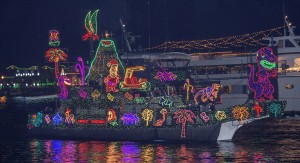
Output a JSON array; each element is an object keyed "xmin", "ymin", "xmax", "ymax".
[{"xmin": 1, "ymin": 106, "xmax": 300, "ymax": 162}]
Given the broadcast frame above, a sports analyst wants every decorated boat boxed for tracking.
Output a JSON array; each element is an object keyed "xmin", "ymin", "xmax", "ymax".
[
  {"xmin": 27, "ymin": 38, "xmax": 286, "ymax": 141},
  {"xmin": 27, "ymin": 11, "xmax": 286, "ymax": 141}
]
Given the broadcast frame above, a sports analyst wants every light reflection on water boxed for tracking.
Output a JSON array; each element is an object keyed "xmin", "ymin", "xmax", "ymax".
[{"xmin": 0, "ymin": 137, "xmax": 295, "ymax": 162}]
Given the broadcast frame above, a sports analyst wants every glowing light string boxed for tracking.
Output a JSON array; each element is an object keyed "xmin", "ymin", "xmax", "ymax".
[
  {"xmin": 248, "ymin": 47, "xmax": 278, "ymax": 101},
  {"xmin": 121, "ymin": 113, "xmax": 139, "ymax": 125},
  {"xmin": 173, "ymin": 109, "xmax": 197, "ymax": 138},
  {"xmin": 75, "ymin": 57, "xmax": 89, "ymax": 86},
  {"xmin": 65, "ymin": 108, "xmax": 75, "ymax": 125},
  {"xmin": 253, "ymin": 103, "xmax": 263, "ymax": 117},
  {"xmin": 82, "ymin": 10, "xmax": 99, "ymax": 41},
  {"xmin": 45, "ymin": 114, "xmax": 51, "ymax": 124},
  {"xmin": 141, "ymin": 109, "xmax": 154, "ymax": 126},
  {"xmin": 183, "ymin": 79, "xmax": 194, "ymax": 102},
  {"xmin": 159, "ymin": 97, "xmax": 173, "ymax": 108},
  {"xmin": 154, "ymin": 109, "xmax": 168, "ymax": 127},
  {"xmin": 154, "ymin": 69, "xmax": 177, "ymax": 82},
  {"xmin": 146, "ymin": 26, "xmax": 284, "ymax": 51},
  {"xmin": 270, "ymin": 103, "xmax": 281, "ymax": 117},
  {"xmin": 232, "ymin": 106, "xmax": 249, "ymax": 124},
  {"xmin": 58, "ymin": 76, "xmax": 71, "ymax": 99},
  {"xmin": 215, "ymin": 111, "xmax": 226, "ymax": 121},
  {"xmin": 85, "ymin": 39, "xmax": 125, "ymax": 80},
  {"xmin": 200, "ymin": 112, "xmax": 210, "ymax": 122},
  {"xmin": 45, "ymin": 48, "xmax": 68, "ymax": 79},
  {"xmin": 78, "ymin": 88, "xmax": 87, "ymax": 99},
  {"xmin": 53, "ymin": 113, "xmax": 63, "ymax": 125},
  {"xmin": 49, "ymin": 30, "xmax": 60, "ymax": 46},
  {"xmin": 104, "ymin": 59, "xmax": 120, "ymax": 92},
  {"xmin": 119, "ymin": 66, "xmax": 151, "ymax": 91},
  {"xmin": 91, "ymin": 90, "xmax": 101, "ymax": 101},
  {"xmin": 194, "ymin": 83, "xmax": 220, "ymax": 104}
]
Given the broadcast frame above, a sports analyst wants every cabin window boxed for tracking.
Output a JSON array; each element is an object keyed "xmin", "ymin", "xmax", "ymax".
[
  {"xmin": 285, "ymin": 84, "xmax": 294, "ymax": 89},
  {"xmin": 229, "ymin": 85, "xmax": 248, "ymax": 94},
  {"xmin": 285, "ymin": 39, "xmax": 295, "ymax": 47}
]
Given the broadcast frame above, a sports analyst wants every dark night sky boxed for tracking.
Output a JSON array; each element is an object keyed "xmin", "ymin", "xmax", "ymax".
[{"xmin": 0, "ymin": 0, "xmax": 300, "ymax": 69}]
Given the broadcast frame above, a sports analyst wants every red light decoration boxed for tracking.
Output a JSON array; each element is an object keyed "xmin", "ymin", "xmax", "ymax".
[
  {"xmin": 124, "ymin": 92, "xmax": 133, "ymax": 101},
  {"xmin": 173, "ymin": 109, "xmax": 197, "ymax": 138},
  {"xmin": 45, "ymin": 48, "xmax": 68, "ymax": 79},
  {"xmin": 119, "ymin": 66, "xmax": 151, "ymax": 91},
  {"xmin": 45, "ymin": 114, "xmax": 51, "ymax": 124},
  {"xmin": 78, "ymin": 119, "xmax": 89, "ymax": 124},
  {"xmin": 154, "ymin": 109, "xmax": 168, "ymax": 127},
  {"xmin": 200, "ymin": 112, "xmax": 210, "ymax": 122},
  {"xmin": 253, "ymin": 103, "xmax": 263, "ymax": 117},
  {"xmin": 107, "ymin": 108, "xmax": 117, "ymax": 123},
  {"xmin": 78, "ymin": 88, "xmax": 87, "ymax": 99},
  {"xmin": 248, "ymin": 47, "xmax": 278, "ymax": 101},
  {"xmin": 65, "ymin": 108, "xmax": 75, "ymax": 125},
  {"xmin": 82, "ymin": 10, "xmax": 99, "ymax": 41},
  {"xmin": 90, "ymin": 120, "xmax": 106, "ymax": 124},
  {"xmin": 49, "ymin": 30, "xmax": 60, "ymax": 46},
  {"xmin": 104, "ymin": 59, "xmax": 120, "ymax": 92}
]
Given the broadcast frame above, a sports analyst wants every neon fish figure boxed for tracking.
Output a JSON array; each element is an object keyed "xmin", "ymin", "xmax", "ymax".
[{"xmin": 75, "ymin": 57, "xmax": 89, "ymax": 86}]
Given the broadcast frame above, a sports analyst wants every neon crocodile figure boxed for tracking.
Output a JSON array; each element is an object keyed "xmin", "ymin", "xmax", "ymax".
[{"xmin": 248, "ymin": 47, "xmax": 278, "ymax": 101}]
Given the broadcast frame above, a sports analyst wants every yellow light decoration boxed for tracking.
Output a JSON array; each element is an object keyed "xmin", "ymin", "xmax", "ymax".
[
  {"xmin": 141, "ymin": 109, "xmax": 153, "ymax": 126},
  {"xmin": 232, "ymin": 106, "xmax": 249, "ymax": 124},
  {"xmin": 0, "ymin": 96, "xmax": 7, "ymax": 104},
  {"xmin": 119, "ymin": 66, "xmax": 151, "ymax": 91},
  {"xmin": 183, "ymin": 79, "xmax": 194, "ymax": 101},
  {"xmin": 215, "ymin": 110, "xmax": 226, "ymax": 121},
  {"xmin": 107, "ymin": 93, "xmax": 114, "ymax": 102},
  {"xmin": 146, "ymin": 26, "xmax": 284, "ymax": 51},
  {"xmin": 91, "ymin": 90, "xmax": 101, "ymax": 101}
]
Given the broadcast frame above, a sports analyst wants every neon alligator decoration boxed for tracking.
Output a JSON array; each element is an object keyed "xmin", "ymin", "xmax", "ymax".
[{"xmin": 248, "ymin": 47, "xmax": 278, "ymax": 101}]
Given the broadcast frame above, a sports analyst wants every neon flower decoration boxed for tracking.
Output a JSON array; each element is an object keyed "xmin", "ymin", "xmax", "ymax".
[
  {"xmin": 159, "ymin": 97, "xmax": 173, "ymax": 108},
  {"xmin": 107, "ymin": 109, "xmax": 118, "ymax": 126},
  {"xmin": 121, "ymin": 113, "xmax": 139, "ymax": 125},
  {"xmin": 33, "ymin": 112, "xmax": 43, "ymax": 127},
  {"xmin": 200, "ymin": 112, "xmax": 210, "ymax": 122},
  {"xmin": 107, "ymin": 93, "xmax": 114, "ymax": 102},
  {"xmin": 0, "ymin": 96, "xmax": 7, "ymax": 104},
  {"xmin": 45, "ymin": 48, "xmax": 68, "ymax": 79},
  {"xmin": 141, "ymin": 109, "xmax": 154, "ymax": 126},
  {"xmin": 75, "ymin": 57, "xmax": 89, "ymax": 86},
  {"xmin": 58, "ymin": 76, "xmax": 71, "ymax": 99},
  {"xmin": 82, "ymin": 10, "xmax": 99, "ymax": 41},
  {"xmin": 104, "ymin": 59, "xmax": 120, "ymax": 92},
  {"xmin": 194, "ymin": 83, "xmax": 220, "ymax": 104},
  {"xmin": 232, "ymin": 106, "xmax": 249, "ymax": 124},
  {"xmin": 173, "ymin": 109, "xmax": 197, "ymax": 138},
  {"xmin": 248, "ymin": 47, "xmax": 278, "ymax": 101},
  {"xmin": 91, "ymin": 90, "xmax": 101, "ymax": 101},
  {"xmin": 49, "ymin": 30, "xmax": 60, "ymax": 46},
  {"xmin": 78, "ymin": 88, "xmax": 87, "ymax": 99},
  {"xmin": 183, "ymin": 79, "xmax": 194, "ymax": 102},
  {"xmin": 215, "ymin": 111, "xmax": 226, "ymax": 121},
  {"xmin": 119, "ymin": 66, "xmax": 151, "ymax": 91},
  {"xmin": 270, "ymin": 103, "xmax": 281, "ymax": 117},
  {"xmin": 53, "ymin": 113, "xmax": 63, "ymax": 125},
  {"xmin": 124, "ymin": 92, "xmax": 133, "ymax": 101},
  {"xmin": 253, "ymin": 103, "xmax": 263, "ymax": 117},
  {"xmin": 154, "ymin": 69, "xmax": 177, "ymax": 82},
  {"xmin": 154, "ymin": 109, "xmax": 168, "ymax": 127},
  {"xmin": 65, "ymin": 108, "xmax": 75, "ymax": 125},
  {"xmin": 45, "ymin": 114, "xmax": 51, "ymax": 124}
]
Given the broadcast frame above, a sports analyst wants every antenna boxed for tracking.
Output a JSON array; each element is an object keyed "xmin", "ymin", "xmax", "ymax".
[
  {"xmin": 120, "ymin": 19, "xmax": 132, "ymax": 52},
  {"xmin": 147, "ymin": 0, "xmax": 151, "ymax": 49}
]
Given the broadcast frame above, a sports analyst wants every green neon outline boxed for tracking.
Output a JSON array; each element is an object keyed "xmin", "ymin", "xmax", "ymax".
[
  {"xmin": 260, "ymin": 60, "xmax": 276, "ymax": 69},
  {"xmin": 85, "ymin": 39, "xmax": 125, "ymax": 80}
]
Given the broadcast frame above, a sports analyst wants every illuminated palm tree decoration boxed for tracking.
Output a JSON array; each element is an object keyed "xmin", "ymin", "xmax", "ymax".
[
  {"xmin": 45, "ymin": 48, "xmax": 68, "ymax": 79},
  {"xmin": 173, "ymin": 109, "xmax": 197, "ymax": 138},
  {"xmin": 82, "ymin": 10, "xmax": 99, "ymax": 41},
  {"xmin": 141, "ymin": 109, "xmax": 154, "ymax": 126}
]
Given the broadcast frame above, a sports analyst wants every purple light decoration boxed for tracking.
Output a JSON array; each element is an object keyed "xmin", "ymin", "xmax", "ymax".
[
  {"xmin": 75, "ymin": 57, "xmax": 89, "ymax": 86},
  {"xmin": 78, "ymin": 88, "xmax": 87, "ymax": 99},
  {"xmin": 53, "ymin": 113, "xmax": 63, "ymax": 125},
  {"xmin": 58, "ymin": 76, "xmax": 70, "ymax": 99},
  {"xmin": 154, "ymin": 69, "xmax": 177, "ymax": 82},
  {"xmin": 121, "ymin": 113, "xmax": 139, "ymax": 125},
  {"xmin": 248, "ymin": 47, "xmax": 278, "ymax": 101},
  {"xmin": 200, "ymin": 112, "xmax": 210, "ymax": 122},
  {"xmin": 45, "ymin": 114, "xmax": 51, "ymax": 124}
]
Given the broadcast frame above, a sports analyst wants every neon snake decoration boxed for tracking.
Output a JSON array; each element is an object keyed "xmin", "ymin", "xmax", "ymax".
[
  {"xmin": 82, "ymin": 10, "xmax": 99, "ymax": 41},
  {"xmin": 58, "ymin": 76, "xmax": 71, "ymax": 99},
  {"xmin": 75, "ymin": 57, "xmax": 89, "ymax": 86},
  {"xmin": 248, "ymin": 47, "xmax": 278, "ymax": 101},
  {"xmin": 194, "ymin": 83, "xmax": 220, "ymax": 104}
]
